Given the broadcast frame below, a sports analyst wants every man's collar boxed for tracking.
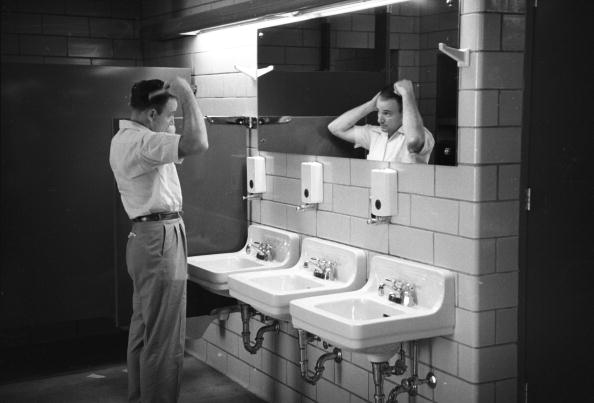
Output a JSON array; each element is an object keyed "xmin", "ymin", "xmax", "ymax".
[
  {"xmin": 387, "ymin": 126, "xmax": 404, "ymax": 141},
  {"xmin": 119, "ymin": 119, "xmax": 150, "ymax": 131}
]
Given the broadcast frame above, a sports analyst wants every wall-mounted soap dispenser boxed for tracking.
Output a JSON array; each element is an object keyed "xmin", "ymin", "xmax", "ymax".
[
  {"xmin": 243, "ymin": 156, "xmax": 266, "ymax": 200},
  {"xmin": 296, "ymin": 162, "xmax": 323, "ymax": 211},
  {"xmin": 367, "ymin": 168, "xmax": 397, "ymax": 224}
]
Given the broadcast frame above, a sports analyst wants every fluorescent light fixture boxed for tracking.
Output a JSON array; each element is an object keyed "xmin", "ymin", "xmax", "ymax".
[
  {"xmin": 181, "ymin": 0, "xmax": 409, "ymax": 35},
  {"xmin": 180, "ymin": 30, "xmax": 200, "ymax": 36}
]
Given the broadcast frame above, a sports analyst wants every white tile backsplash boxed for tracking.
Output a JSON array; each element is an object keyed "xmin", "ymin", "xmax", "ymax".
[
  {"xmin": 260, "ymin": 200, "xmax": 286, "ymax": 229},
  {"xmin": 351, "ymin": 217, "xmax": 389, "ymax": 253},
  {"xmin": 459, "ymin": 201, "xmax": 519, "ymax": 238},
  {"xmin": 495, "ymin": 378, "xmax": 518, "ymax": 403},
  {"xmin": 316, "ymin": 211, "xmax": 351, "ymax": 244},
  {"xmin": 318, "ymin": 183, "xmax": 334, "ymax": 211},
  {"xmin": 496, "ymin": 236, "xmax": 519, "ymax": 272},
  {"xmin": 286, "ymin": 205, "xmax": 316, "ymax": 236},
  {"xmin": 333, "ymin": 184, "xmax": 370, "ymax": 219},
  {"xmin": 495, "ymin": 307, "xmax": 518, "ymax": 344},
  {"xmin": 458, "ymin": 343, "xmax": 517, "ymax": 383},
  {"xmin": 434, "ymin": 369, "xmax": 495, "ymax": 403},
  {"xmin": 317, "ymin": 378, "xmax": 350, "ymax": 403},
  {"xmin": 436, "ymin": 165, "xmax": 498, "ymax": 202},
  {"xmin": 271, "ymin": 176, "xmax": 300, "ymax": 205},
  {"xmin": 206, "ymin": 343, "xmax": 228, "ymax": 374},
  {"xmin": 434, "ymin": 233, "xmax": 496, "ymax": 275},
  {"xmin": 411, "ymin": 195, "xmax": 459, "ymax": 234},
  {"xmin": 391, "ymin": 192, "xmax": 411, "ymax": 225},
  {"xmin": 458, "ymin": 90, "xmax": 499, "ymax": 127},
  {"xmin": 460, "ymin": 13, "xmax": 501, "ymax": 51},
  {"xmin": 452, "ymin": 308, "xmax": 496, "ymax": 347},
  {"xmin": 458, "ymin": 271, "xmax": 518, "ymax": 311},
  {"xmin": 335, "ymin": 360, "xmax": 369, "ymax": 399},
  {"xmin": 431, "ymin": 337, "xmax": 459, "ymax": 376},
  {"xmin": 498, "ymin": 164, "xmax": 521, "ymax": 200},
  {"xmin": 389, "ymin": 224, "xmax": 434, "ymax": 264},
  {"xmin": 458, "ymin": 127, "xmax": 522, "ymax": 165}
]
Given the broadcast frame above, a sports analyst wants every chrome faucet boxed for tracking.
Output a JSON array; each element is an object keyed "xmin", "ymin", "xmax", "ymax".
[
  {"xmin": 304, "ymin": 257, "xmax": 336, "ymax": 280},
  {"xmin": 378, "ymin": 278, "xmax": 416, "ymax": 307},
  {"xmin": 246, "ymin": 241, "xmax": 273, "ymax": 261}
]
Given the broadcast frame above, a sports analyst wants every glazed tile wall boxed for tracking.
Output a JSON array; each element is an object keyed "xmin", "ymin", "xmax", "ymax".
[
  {"xmin": 166, "ymin": 0, "xmax": 525, "ymax": 402},
  {"xmin": 1, "ymin": 0, "xmax": 143, "ymax": 66}
]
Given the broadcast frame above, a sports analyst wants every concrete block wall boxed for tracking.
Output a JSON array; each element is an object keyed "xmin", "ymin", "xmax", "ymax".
[
  {"xmin": 182, "ymin": 0, "xmax": 526, "ymax": 402},
  {"xmin": 1, "ymin": 0, "xmax": 143, "ymax": 66}
]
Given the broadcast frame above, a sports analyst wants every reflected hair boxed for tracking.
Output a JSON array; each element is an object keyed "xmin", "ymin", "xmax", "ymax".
[
  {"xmin": 378, "ymin": 84, "xmax": 403, "ymax": 113},
  {"xmin": 129, "ymin": 79, "xmax": 175, "ymax": 114}
]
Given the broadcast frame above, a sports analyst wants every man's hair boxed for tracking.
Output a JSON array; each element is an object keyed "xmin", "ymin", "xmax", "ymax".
[
  {"xmin": 129, "ymin": 79, "xmax": 174, "ymax": 114},
  {"xmin": 378, "ymin": 84, "xmax": 403, "ymax": 113}
]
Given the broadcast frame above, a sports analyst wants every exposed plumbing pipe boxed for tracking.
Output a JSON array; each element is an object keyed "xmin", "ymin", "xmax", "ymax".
[
  {"xmin": 209, "ymin": 304, "xmax": 240, "ymax": 321},
  {"xmin": 386, "ymin": 340, "xmax": 437, "ymax": 403},
  {"xmin": 372, "ymin": 362, "xmax": 389, "ymax": 403},
  {"xmin": 239, "ymin": 303, "xmax": 279, "ymax": 354},
  {"xmin": 297, "ymin": 329, "xmax": 342, "ymax": 385},
  {"xmin": 371, "ymin": 344, "xmax": 408, "ymax": 403}
]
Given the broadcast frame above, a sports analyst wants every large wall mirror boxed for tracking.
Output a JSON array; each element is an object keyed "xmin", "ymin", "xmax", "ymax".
[{"xmin": 256, "ymin": 0, "xmax": 459, "ymax": 165}]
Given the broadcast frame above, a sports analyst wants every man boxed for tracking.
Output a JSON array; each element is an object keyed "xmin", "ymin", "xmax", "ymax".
[
  {"xmin": 109, "ymin": 77, "xmax": 208, "ymax": 402},
  {"xmin": 328, "ymin": 79, "xmax": 434, "ymax": 163}
]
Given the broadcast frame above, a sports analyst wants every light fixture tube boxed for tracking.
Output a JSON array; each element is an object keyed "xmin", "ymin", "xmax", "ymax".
[{"xmin": 181, "ymin": 0, "xmax": 410, "ymax": 35}]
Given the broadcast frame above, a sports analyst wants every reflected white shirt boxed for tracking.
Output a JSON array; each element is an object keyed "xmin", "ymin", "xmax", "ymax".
[
  {"xmin": 352, "ymin": 124, "xmax": 434, "ymax": 163},
  {"xmin": 109, "ymin": 120, "xmax": 183, "ymax": 219}
]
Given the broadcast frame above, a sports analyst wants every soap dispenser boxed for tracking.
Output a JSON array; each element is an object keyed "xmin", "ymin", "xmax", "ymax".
[
  {"xmin": 296, "ymin": 162, "xmax": 323, "ymax": 211},
  {"xmin": 367, "ymin": 168, "xmax": 397, "ymax": 224},
  {"xmin": 244, "ymin": 156, "xmax": 266, "ymax": 200}
]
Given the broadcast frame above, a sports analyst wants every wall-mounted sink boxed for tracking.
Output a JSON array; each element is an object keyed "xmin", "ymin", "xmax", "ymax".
[
  {"xmin": 228, "ymin": 237, "xmax": 367, "ymax": 320},
  {"xmin": 289, "ymin": 255, "xmax": 455, "ymax": 362},
  {"xmin": 187, "ymin": 224, "xmax": 300, "ymax": 296}
]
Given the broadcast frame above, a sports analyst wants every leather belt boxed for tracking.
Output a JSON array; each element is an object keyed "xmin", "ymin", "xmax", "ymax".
[{"xmin": 132, "ymin": 211, "xmax": 182, "ymax": 222}]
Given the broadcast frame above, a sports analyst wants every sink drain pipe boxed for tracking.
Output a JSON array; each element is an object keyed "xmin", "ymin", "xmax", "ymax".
[
  {"xmin": 239, "ymin": 303, "xmax": 280, "ymax": 354},
  {"xmin": 371, "ymin": 343, "xmax": 408, "ymax": 403},
  {"xmin": 297, "ymin": 330, "xmax": 342, "ymax": 385},
  {"xmin": 385, "ymin": 341, "xmax": 438, "ymax": 403}
]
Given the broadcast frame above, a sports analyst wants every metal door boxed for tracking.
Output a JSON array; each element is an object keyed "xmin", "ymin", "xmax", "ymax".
[{"xmin": 520, "ymin": 1, "xmax": 594, "ymax": 401}]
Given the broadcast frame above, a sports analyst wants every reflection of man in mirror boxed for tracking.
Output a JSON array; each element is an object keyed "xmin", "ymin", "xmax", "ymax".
[{"xmin": 328, "ymin": 79, "xmax": 434, "ymax": 163}]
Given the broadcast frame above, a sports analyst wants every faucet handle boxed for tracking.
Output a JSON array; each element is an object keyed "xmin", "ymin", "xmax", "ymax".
[
  {"xmin": 402, "ymin": 282, "xmax": 416, "ymax": 307},
  {"xmin": 304, "ymin": 256, "xmax": 318, "ymax": 269},
  {"xmin": 378, "ymin": 281, "xmax": 386, "ymax": 296}
]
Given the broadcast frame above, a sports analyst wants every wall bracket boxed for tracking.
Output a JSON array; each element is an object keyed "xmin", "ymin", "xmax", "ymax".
[
  {"xmin": 438, "ymin": 43, "xmax": 470, "ymax": 67},
  {"xmin": 234, "ymin": 64, "xmax": 274, "ymax": 80}
]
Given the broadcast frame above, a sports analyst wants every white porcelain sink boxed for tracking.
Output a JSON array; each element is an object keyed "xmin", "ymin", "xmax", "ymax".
[
  {"xmin": 187, "ymin": 225, "xmax": 300, "ymax": 296},
  {"xmin": 290, "ymin": 255, "xmax": 455, "ymax": 362},
  {"xmin": 228, "ymin": 237, "xmax": 367, "ymax": 320}
]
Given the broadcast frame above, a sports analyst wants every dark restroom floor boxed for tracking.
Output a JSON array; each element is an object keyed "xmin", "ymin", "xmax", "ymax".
[
  {"xmin": 0, "ymin": 331, "xmax": 264, "ymax": 403},
  {"xmin": 0, "ymin": 355, "xmax": 265, "ymax": 403}
]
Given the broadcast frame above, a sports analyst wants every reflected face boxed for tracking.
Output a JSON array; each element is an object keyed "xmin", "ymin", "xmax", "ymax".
[
  {"xmin": 376, "ymin": 97, "xmax": 402, "ymax": 136},
  {"xmin": 150, "ymin": 98, "xmax": 178, "ymax": 133}
]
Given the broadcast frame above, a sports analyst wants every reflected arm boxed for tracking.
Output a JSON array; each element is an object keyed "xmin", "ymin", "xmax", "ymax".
[
  {"xmin": 327, "ymin": 95, "xmax": 378, "ymax": 143},
  {"xmin": 395, "ymin": 81, "xmax": 425, "ymax": 153}
]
